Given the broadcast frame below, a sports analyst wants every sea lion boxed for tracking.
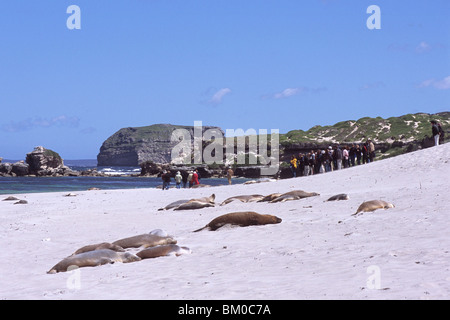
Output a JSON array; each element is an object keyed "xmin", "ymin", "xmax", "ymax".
[
  {"xmin": 64, "ymin": 193, "xmax": 77, "ymax": 197},
  {"xmin": 13, "ymin": 200, "xmax": 28, "ymax": 205},
  {"xmin": 73, "ymin": 242, "xmax": 125, "ymax": 255},
  {"xmin": 257, "ymin": 193, "xmax": 283, "ymax": 202},
  {"xmin": 170, "ymin": 194, "xmax": 215, "ymax": 211},
  {"xmin": 352, "ymin": 200, "xmax": 395, "ymax": 216},
  {"xmin": 326, "ymin": 193, "xmax": 349, "ymax": 201},
  {"xmin": 136, "ymin": 244, "xmax": 191, "ymax": 259},
  {"xmin": 2, "ymin": 196, "xmax": 20, "ymax": 201},
  {"xmin": 220, "ymin": 195, "xmax": 265, "ymax": 206},
  {"xmin": 112, "ymin": 233, "xmax": 177, "ymax": 249},
  {"xmin": 269, "ymin": 190, "xmax": 319, "ymax": 203},
  {"xmin": 189, "ymin": 194, "xmax": 215, "ymax": 204},
  {"xmin": 159, "ymin": 194, "xmax": 215, "ymax": 211},
  {"xmin": 173, "ymin": 201, "xmax": 215, "ymax": 210},
  {"xmin": 158, "ymin": 199, "xmax": 191, "ymax": 211},
  {"xmin": 193, "ymin": 211, "xmax": 282, "ymax": 232},
  {"xmin": 47, "ymin": 249, "xmax": 141, "ymax": 274}
]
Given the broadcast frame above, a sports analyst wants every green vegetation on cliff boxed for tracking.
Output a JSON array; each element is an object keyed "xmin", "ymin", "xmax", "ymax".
[{"xmin": 280, "ymin": 112, "xmax": 450, "ymax": 145}]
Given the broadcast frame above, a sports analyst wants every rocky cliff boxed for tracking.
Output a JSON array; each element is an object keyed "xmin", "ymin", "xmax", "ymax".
[{"xmin": 97, "ymin": 124, "xmax": 224, "ymax": 166}]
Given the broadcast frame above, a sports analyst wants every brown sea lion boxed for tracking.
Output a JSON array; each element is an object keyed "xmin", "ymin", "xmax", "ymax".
[
  {"xmin": 257, "ymin": 193, "xmax": 283, "ymax": 202},
  {"xmin": 325, "ymin": 193, "xmax": 349, "ymax": 201},
  {"xmin": 2, "ymin": 196, "xmax": 20, "ymax": 201},
  {"xmin": 47, "ymin": 249, "xmax": 141, "ymax": 274},
  {"xmin": 193, "ymin": 211, "xmax": 282, "ymax": 232},
  {"xmin": 219, "ymin": 194, "xmax": 265, "ymax": 206},
  {"xmin": 112, "ymin": 233, "xmax": 177, "ymax": 249},
  {"xmin": 352, "ymin": 200, "xmax": 395, "ymax": 216},
  {"xmin": 73, "ymin": 242, "xmax": 125, "ymax": 255},
  {"xmin": 269, "ymin": 190, "xmax": 319, "ymax": 203},
  {"xmin": 136, "ymin": 244, "xmax": 191, "ymax": 259},
  {"xmin": 14, "ymin": 200, "xmax": 28, "ymax": 205}
]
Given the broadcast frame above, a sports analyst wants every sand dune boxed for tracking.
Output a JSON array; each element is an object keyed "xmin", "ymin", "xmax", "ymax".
[{"xmin": 1, "ymin": 143, "xmax": 449, "ymax": 300}]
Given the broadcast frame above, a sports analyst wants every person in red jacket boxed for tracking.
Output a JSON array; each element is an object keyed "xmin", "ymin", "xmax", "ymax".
[{"xmin": 191, "ymin": 170, "xmax": 199, "ymax": 185}]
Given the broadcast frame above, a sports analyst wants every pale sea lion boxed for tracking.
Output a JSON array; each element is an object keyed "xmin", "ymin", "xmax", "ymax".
[
  {"xmin": 352, "ymin": 200, "xmax": 395, "ymax": 216},
  {"xmin": 136, "ymin": 244, "xmax": 191, "ymax": 259},
  {"xmin": 158, "ymin": 199, "xmax": 191, "ymax": 211},
  {"xmin": 220, "ymin": 194, "xmax": 264, "ymax": 206},
  {"xmin": 193, "ymin": 211, "xmax": 282, "ymax": 232},
  {"xmin": 269, "ymin": 190, "xmax": 319, "ymax": 203},
  {"xmin": 326, "ymin": 193, "xmax": 349, "ymax": 201},
  {"xmin": 112, "ymin": 233, "xmax": 177, "ymax": 249},
  {"xmin": 159, "ymin": 194, "xmax": 215, "ymax": 211},
  {"xmin": 189, "ymin": 194, "xmax": 215, "ymax": 204},
  {"xmin": 47, "ymin": 249, "xmax": 141, "ymax": 274},
  {"xmin": 173, "ymin": 201, "xmax": 215, "ymax": 210},
  {"xmin": 257, "ymin": 193, "xmax": 283, "ymax": 202},
  {"xmin": 73, "ymin": 242, "xmax": 125, "ymax": 255}
]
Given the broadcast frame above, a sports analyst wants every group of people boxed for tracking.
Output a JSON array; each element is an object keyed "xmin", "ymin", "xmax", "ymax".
[
  {"xmin": 289, "ymin": 140, "xmax": 376, "ymax": 178},
  {"xmin": 161, "ymin": 169, "xmax": 200, "ymax": 190}
]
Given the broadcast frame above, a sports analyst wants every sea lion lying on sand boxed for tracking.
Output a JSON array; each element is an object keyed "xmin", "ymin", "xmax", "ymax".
[
  {"xmin": 158, "ymin": 199, "xmax": 191, "ymax": 211},
  {"xmin": 73, "ymin": 242, "xmax": 125, "ymax": 255},
  {"xmin": 325, "ymin": 194, "xmax": 349, "ymax": 202},
  {"xmin": 2, "ymin": 196, "xmax": 20, "ymax": 201},
  {"xmin": 47, "ymin": 249, "xmax": 141, "ymax": 274},
  {"xmin": 136, "ymin": 244, "xmax": 191, "ymax": 259},
  {"xmin": 220, "ymin": 194, "xmax": 264, "ymax": 206},
  {"xmin": 193, "ymin": 211, "xmax": 282, "ymax": 232},
  {"xmin": 257, "ymin": 193, "xmax": 283, "ymax": 202},
  {"xmin": 269, "ymin": 190, "xmax": 319, "ymax": 203},
  {"xmin": 352, "ymin": 200, "xmax": 395, "ymax": 216},
  {"xmin": 173, "ymin": 201, "xmax": 215, "ymax": 210},
  {"xmin": 158, "ymin": 194, "xmax": 215, "ymax": 211},
  {"xmin": 112, "ymin": 233, "xmax": 177, "ymax": 249}
]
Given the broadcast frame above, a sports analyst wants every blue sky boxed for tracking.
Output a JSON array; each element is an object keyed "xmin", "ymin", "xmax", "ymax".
[{"xmin": 0, "ymin": 0, "xmax": 449, "ymax": 160}]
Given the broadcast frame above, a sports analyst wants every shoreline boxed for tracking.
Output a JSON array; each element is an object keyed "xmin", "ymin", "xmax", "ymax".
[{"xmin": 1, "ymin": 144, "xmax": 449, "ymax": 299}]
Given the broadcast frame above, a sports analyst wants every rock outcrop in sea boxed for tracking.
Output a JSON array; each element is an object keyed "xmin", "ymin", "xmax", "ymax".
[{"xmin": 0, "ymin": 146, "xmax": 107, "ymax": 177}]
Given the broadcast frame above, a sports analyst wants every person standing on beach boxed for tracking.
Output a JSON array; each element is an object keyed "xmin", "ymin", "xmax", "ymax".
[
  {"xmin": 192, "ymin": 170, "xmax": 199, "ymax": 186},
  {"xmin": 289, "ymin": 155, "xmax": 298, "ymax": 177},
  {"xmin": 356, "ymin": 144, "xmax": 362, "ymax": 165},
  {"xmin": 362, "ymin": 143, "xmax": 369, "ymax": 164},
  {"xmin": 431, "ymin": 120, "xmax": 440, "ymax": 146},
  {"xmin": 437, "ymin": 122, "xmax": 445, "ymax": 144},
  {"xmin": 175, "ymin": 171, "xmax": 182, "ymax": 189},
  {"xmin": 161, "ymin": 170, "xmax": 171, "ymax": 190},
  {"xmin": 181, "ymin": 170, "xmax": 188, "ymax": 188},
  {"xmin": 334, "ymin": 145, "xmax": 343, "ymax": 170},
  {"xmin": 342, "ymin": 146, "xmax": 349, "ymax": 168},
  {"xmin": 349, "ymin": 144, "xmax": 356, "ymax": 167},
  {"xmin": 226, "ymin": 167, "xmax": 234, "ymax": 185},
  {"xmin": 368, "ymin": 139, "xmax": 375, "ymax": 162},
  {"xmin": 187, "ymin": 171, "xmax": 194, "ymax": 188}
]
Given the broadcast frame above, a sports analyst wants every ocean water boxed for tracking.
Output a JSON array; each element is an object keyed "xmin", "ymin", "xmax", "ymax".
[{"xmin": 0, "ymin": 160, "xmax": 249, "ymax": 195}]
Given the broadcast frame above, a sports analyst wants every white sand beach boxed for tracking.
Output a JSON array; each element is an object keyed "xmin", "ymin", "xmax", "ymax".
[{"xmin": 1, "ymin": 143, "xmax": 449, "ymax": 300}]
